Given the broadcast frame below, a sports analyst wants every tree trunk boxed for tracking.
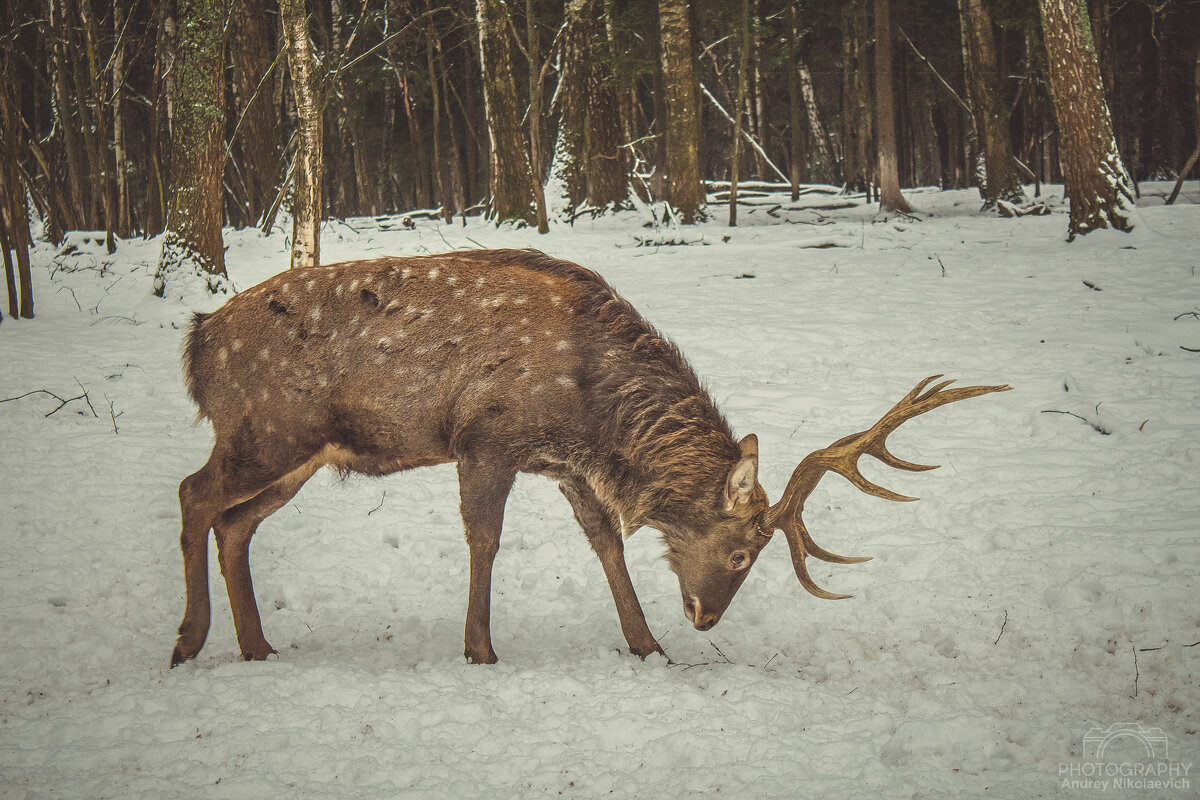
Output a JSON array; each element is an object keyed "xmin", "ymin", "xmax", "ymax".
[
  {"xmin": 525, "ymin": 0, "xmax": 549, "ymax": 234},
  {"xmin": 1166, "ymin": 47, "xmax": 1200, "ymax": 206},
  {"xmin": 425, "ymin": 2, "xmax": 452, "ymax": 223},
  {"xmin": 787, "ymin": 2, "xmax": 804, "ymax": 200},
  {"xmin": 841, "ymin": 0, "xmax": 873, "ymax": 194},
  {"xmin": 230, "ymin": 0, "xmax": 282, "ymax": 228},
  {"xmin": 657, "ymin": 0, "xmax": 704, "ymax": 222},
  {"xmin": 280, "ymin": 0, "xmax": 323, "ymax": 268},
  {"xmin": 874, "ymin": 0, "xmax": 911, "ymax": 213},
  {"xmin": 555, "ymin": 0, "xmax": 593, "ymax": 211},
  {"xmin": 47, "ymin": 0, "xmax": 89, "ymax": 230},
  {"xmin": 1038, "ymin": 0, "xmax": 1133, "ymax": 240},
  {"xmin": 112, "ymin": 0, "xmax": 131, "ymax": 236},
  {"xmin": 729, "ymin": 0, "xmax": 748, "ymax": 226},
  {"xmin": 959, "ymin": 0, "xmax": 1025, "ymax": 209},
  {"xmin": 0, "ymin": 47, "xmax": 34, "ymax": 318},
  {"xmin": 154, "ymin": 0, "xmax": 229, "ymax": 296},
  {"xmin": 475, "ymin": 0, "xmax": 536, "ymax": 225}
]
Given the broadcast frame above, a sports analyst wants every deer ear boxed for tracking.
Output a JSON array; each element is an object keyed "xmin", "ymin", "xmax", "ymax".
[{"xmin": 725, "ymin": 435, "xmax": 759, "ymax": 511}]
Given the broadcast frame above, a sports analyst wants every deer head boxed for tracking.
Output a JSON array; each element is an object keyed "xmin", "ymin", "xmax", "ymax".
[{"xmin": 665, "ymin": 375, "xmax": 1010, "ymax": 630}]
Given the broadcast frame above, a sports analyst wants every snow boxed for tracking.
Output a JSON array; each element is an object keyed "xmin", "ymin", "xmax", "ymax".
[{"xmin": 2, "ymin": 184, "xmax": 1198, "ymax": 798}]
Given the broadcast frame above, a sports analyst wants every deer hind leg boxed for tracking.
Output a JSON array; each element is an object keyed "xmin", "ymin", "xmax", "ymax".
[
  {"xmin": 559, "ymin": 478, "xmax": 664, "ymax": 660},
  {"xmin": 172, "ymin": 458, "xmax": 225, "ymax": 667},
  {"xmin": 456, "ymin": 459, "xmax": 516, "ymax": 665},
  {"xmin": 211, "ymin": 458, "xmax": 323, "ymax": 662}
]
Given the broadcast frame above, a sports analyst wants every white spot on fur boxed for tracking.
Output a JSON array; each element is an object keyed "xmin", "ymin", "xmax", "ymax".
[
  {"xmin": 218, "ymin": 347, "xmax": 228, "ymax": 362},
  {"xmin": 453, "ymin": 289, "xmax": 466, "ymax": 299},
  {"xmin": 446, "ymin": 274, "xmax": 457, "ymax": 285},
  {"xmin": 335, "ymin": 284, "xmax": 344, "ymax": 297},
  {"xmin": 556, "ymin": 340, "xmax": 571, "ymax": 351},
  {"xmin": 310, "ymin": 306, "xmax": 322, "ymax": 322},
  {"xmin": 402, "ymin": 268, "xmax": 413, "ymax": 279},
  {"xmin": 474, "ymin": 277, "xmax": 486, "ymax": 287},
  {"xmin": 306, "ymin": 280, "xmax": 316, "ymax": 291},
  {"xmin": 550, "ymin": 295, "xmax": 562, "ymax": 305},
  {"xmin": 428, "ymin": 268, "xmax": 440, "ymax": 280},
  {"xmin": 349, "ymin": 279, "xmax": 360, "ymax": 292},
  {"xmin": 514, "ymin": 296, "xmax": 527, "ymax": 306},
  {"xmin": 231, "ymin": 339, "xmax": 243, "ymax": 352},
  {"xmin": 557, "ymin": 376, "xmax": 575, "ymax": 387},
  {"xmin": 281, "ymin": 282, "xmax": 291, "ymax": 293},
  {"xmin": 451, "ymin": 314, "xmax": 463, "ymax": 325},
  {"xmin": 520, "ymin": 336, "xmax": 532, "ymax": 345}
]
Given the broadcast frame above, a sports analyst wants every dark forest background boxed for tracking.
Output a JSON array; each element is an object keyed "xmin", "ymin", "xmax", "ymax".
[{"xmin": 1, "ymin": 0, "xmax": 1199, "ymax": 317}]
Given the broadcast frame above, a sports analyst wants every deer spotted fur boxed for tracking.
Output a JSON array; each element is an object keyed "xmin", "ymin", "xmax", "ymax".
[{"xmin": 173, "ymin": 249, "xmax": 768, "ymax": 666}]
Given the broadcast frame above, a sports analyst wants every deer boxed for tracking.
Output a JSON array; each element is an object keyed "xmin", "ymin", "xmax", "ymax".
[{"xmin": 170, "ymin": 248, "xmax": 1009, "ymax": 667}]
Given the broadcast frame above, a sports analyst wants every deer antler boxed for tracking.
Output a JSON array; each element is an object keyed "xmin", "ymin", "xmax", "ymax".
[{"xmin": 763, "ymin": 375, "xmax": 1012, "ymax": 599}]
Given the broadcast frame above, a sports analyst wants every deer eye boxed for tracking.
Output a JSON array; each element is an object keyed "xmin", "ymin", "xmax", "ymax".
[{"xmin": 730, "ymin": 551, "xmax": 748, "ymax": 570}]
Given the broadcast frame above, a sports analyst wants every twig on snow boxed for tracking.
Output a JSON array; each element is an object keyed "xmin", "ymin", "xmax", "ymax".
[
  {"xmin": 1131, "ymin": 645, "xmax": 1139, "ymax": 699},
  {"xmin": 368, "ymin": 491, "xmax": 387, "ymax": 516},
  {"xmin": 1, "ymin": 381, "xmax": 99, "ymax": 419},
  {"xmin": 994, "ymin": 609, "xmax": 1008, "ymax": 645}
]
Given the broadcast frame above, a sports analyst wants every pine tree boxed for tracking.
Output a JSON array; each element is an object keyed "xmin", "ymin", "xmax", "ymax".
[
  {"xmin": 154, "ymin": 0, "xmax": 230, "ymax": 296},
  {"xmin": 476, "ymin": 0, "xmax": 537, "ymax": 225},
  {"xmin": 1038, "ymin": 0, "xmax": 1133, "ymax": 239},
  {"xmin": 959, "ymin": 0, "xmax": 1026, "ymax": 209}
]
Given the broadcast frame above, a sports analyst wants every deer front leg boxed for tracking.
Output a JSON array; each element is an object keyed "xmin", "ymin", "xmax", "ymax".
[
  {"xmin": 457, "ymin": 461, "xmax": 516, "ymax": 665},
  {"xmin": 560, "ymin": 479, "xmax": 664, "ymax": 660}
]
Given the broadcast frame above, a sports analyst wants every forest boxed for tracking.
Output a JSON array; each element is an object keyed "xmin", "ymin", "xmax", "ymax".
[{"xmin": 2, "ymin": 0, "xmax": 1199, "ymax": 318}]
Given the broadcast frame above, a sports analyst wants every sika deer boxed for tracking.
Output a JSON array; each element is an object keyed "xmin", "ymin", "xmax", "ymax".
[{"xmin": 171, "ymin": 248, "xmax": 1009, "ymax": 666}]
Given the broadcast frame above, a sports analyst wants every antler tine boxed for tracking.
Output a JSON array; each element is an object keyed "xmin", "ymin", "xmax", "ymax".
[{"xmin": 766, "ymin": 375, "xmax": 1012, "ymax": 600}]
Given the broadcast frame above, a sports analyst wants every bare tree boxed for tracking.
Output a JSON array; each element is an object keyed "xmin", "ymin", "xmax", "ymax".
[{"xmin": 1038, "ymin": 0, "xmax": 1133, "ymax": 239}]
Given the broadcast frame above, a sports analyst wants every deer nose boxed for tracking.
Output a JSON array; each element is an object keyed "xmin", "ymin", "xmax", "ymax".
[{"xmin": 686, "ymin": 598, "xmax": 720, "ymax": 631}]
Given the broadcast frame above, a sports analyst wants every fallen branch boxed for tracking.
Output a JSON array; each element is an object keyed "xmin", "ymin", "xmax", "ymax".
[{"xmin": 1, "ymin": 381, "xmax": 99, "ymax": 419}]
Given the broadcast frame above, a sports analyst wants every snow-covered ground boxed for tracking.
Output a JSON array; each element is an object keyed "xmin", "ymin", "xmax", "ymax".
[{"xmin": 2, "ymin": 184, "xmax": 1198, "ymax": 798}]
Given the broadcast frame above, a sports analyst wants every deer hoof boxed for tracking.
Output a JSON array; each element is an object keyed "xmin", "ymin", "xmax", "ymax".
[
  {"xmin": 465, "ymin": 648, "xmax": 498, "ymax": 665},
  {"xmin": 170, "ymin": 645, "xmax": 194, "ymax": 669},
  {"xmin": 241, "ymin": 645, "xmax": 278, "ymax": 662}
]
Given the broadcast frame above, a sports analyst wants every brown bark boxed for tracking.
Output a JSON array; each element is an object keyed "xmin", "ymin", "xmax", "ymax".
[
  {"xmin": 1038, "ymin": 0, "xmax": 1133, "ymax": 239},
  {"xmin": 155, "ymin": 0, "xmax": 229, "ymax": 294},
  {"xmin": 1166, "ymin": 48, "xmax": 1200, "ymax": 206},
  {"xmin": 874, "ymin": 0, "xmax": 911, "ymax": 213},
  {"xmin": 280, "ymin": 0, "xmax": 323, "ymax": 267},
  {"xmin": 728, "ymin": 0, "xmax": 748, "ymax": 227},
  {"xmin": 841, "ymin": 0, "xmax": 873, "ymax": 194},
  {"xmin": 959, "ymin": 0, "xmax": 1026, "ymax": 209},
  {"xmin": 229, "ymin": 0, "xmax": 282, "ymax": 227},
  {"xmin": 475, "ymin": 0, "xmax": 536, "ymax": 225},
  {"xmin": 525, "ymin": 0, "xmax": 549, "ymax": 234},
  {"xmin": 657, "ymin": 0, "xmax": 704, "ymax": 222},
  {"xmin": 0, "ymin": 50, "xmax": 34, "ymax": 318}
]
